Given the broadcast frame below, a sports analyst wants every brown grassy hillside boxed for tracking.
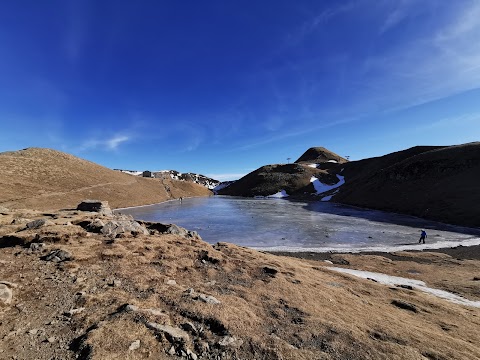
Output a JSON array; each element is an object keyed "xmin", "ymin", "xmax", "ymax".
[
  {"xmin": 336, "ymin": 143, "xmax": 480, "ymax": 227},
  {"xmin": 0, "ymin": 148, "xmax": 211, "ymax": 211},
  {"xmin": 1, "ymin": 208, "xmax": 479, "ymax": 359}
]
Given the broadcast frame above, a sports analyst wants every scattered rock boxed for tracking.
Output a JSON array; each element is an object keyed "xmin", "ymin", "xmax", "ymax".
[
  {"xmin": 218, "ymin": 336, "xmax": 243, "ymax": 348},
  {"xmin": 25, "ymin": 219, "xmax": 54, "ymax": 230},
  {"xmin": 168, "ymin": 345, "xmax": 176, "ymax": 355},
  {"xmin": 0, "ymin": 206, "xmax": 10, "ymax": 213},
  {"xmin": 45, "ymin": 249, "xmax": 72, "ymax": 262},
  {"xmin": 64, "ymin": 307, "xmax": 85, "ymax": 317},
  {"xmin": 391, "ymin": 300, "xmax": 418, "ymax": 313},
  {"xmin": 198, "ymin": 250, "xmax": 220, "ymax": 264},
  {"xmin": 146, "ymin": 323, "xmax": 189, "ymax": 344},
  {"xmin": 166, "ymin": 279, "xmax": 177, "ymax": 286},
  {"xmin": 85, "ymin": 219, "xmax": 105, "ymax": 233},
  {"xmin": 28, "ymin": 329, "xmax": 39, "ymax": 335},
  {"xmin": 46, "ymin": 336, "xmax": 56, "ymax": 343},
  {"xmin": 185, "ymin": 288, "xmax": 195, "ymax": 296},
  {"xmin": 129, "ymin": 340, "xmax": 141, "ymax": 351},
  {"xmin": 77, "ymin": 200, "xmax": 113, "ymax": 215},
  {"xmin": 0, "ymin": 284, "xmax": 13, "ymax": 305},
  {"xmin": 473, "ymin": 277, "xmax": 480, "ymax": 281},
  {"xmin": 263, "ymin": 266, "xmax": 278, "ymax": 277},
  {"xmin": 123, "ymin": 304, "xmax": 139, "ymax": 312},
  {"xmin": 28, "ymin": 242, "xmax": 45, "ymax": 252},
  {"xmin": 195, "ymin": 341, "xmax": 210, "ymax": 354},
  {"xmin": 186, "ymin": 348, "xmax": 198, "ymax": 360},
  {"xmin": 181, "ymin": 322, "xmax": 198, "ymax": 335},
  {"xmin": 164, "ymin": 224, "xmax": 189, "ymax": 237},
  {"xmin": 108, "ymin": 279, "xmax": 122, "ymax": 287},
  {"xmin": 196, "ymin": 294, "xmax": 221, "ymax": 305}
]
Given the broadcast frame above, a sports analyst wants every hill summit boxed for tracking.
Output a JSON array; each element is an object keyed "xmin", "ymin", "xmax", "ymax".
[
  {"xmin": 295, "ymin": 147, "xmax": 348, "ymax": 164},
  {"xmin": 0, "ymin": 147, "xmax": 211, "ymax": 211}
]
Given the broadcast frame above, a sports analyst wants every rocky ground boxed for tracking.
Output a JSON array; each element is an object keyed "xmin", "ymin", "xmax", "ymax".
[{"xmin": 1, "ymin": 203, "xmax": 480, "ymax": 359}]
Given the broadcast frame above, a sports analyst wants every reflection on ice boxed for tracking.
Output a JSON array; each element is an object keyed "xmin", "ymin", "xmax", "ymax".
[{"xmin": 118, "ymin": 196, "xmax": 480, "ymax": 253}]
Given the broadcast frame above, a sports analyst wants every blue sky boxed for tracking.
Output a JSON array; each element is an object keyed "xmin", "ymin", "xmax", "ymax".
[{"xmin": 1, "ymin": 1, "xmax": 479, "ymax": 181}]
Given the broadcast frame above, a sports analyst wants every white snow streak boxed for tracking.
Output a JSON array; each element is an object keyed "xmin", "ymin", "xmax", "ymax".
[
  {"xmin": 311, "ymin": 175, "xmax": 345, "ymax": 195},
  {"xmin": 267, "ymin": 190, "xmax": 289, "ymax": 198},
  {"xmin": 327, "ymin": 267, "xmax": 480, "ymax": 308}
]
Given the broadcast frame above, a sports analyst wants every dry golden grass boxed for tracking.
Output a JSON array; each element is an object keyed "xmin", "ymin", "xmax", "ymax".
[
  {"xmin": 1, "ymin": 147, "xmax": 479, "ymax": 359},
  {"xmin": 0, "ymin": 147, "xmax": 211, "ymax": 211},
  {"xmin": 1, "ymin": 209, "xmax": 479, "ymax": 359}
]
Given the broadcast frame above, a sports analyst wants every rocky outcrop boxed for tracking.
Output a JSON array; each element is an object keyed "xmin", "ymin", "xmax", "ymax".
[
  {"xmin": 77, "ymin": 200, "xmax": 113, "ymax": 216},
  {"xmin": 100, "ymin": 219, "xmax": 149, "ymax": 237}
]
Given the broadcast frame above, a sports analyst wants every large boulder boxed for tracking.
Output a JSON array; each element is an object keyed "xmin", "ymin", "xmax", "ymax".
[{"xmin": 77, "ymin": 200, "xmax": 113, "ymax": 216}]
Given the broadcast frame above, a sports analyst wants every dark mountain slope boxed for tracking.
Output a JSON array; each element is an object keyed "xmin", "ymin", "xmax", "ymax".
[
  {"xmin": 217, "ymin": 163, "xmax": 338, "ymax": 197},
  {"xmin": 336, "ymin": 143, "xmax": 480, "ymax": 227}
]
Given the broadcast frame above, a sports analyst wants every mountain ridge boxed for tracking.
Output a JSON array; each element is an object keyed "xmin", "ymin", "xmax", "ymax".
[{"xmin": 219, "ymin": 143, "xmax": 480, "ymax": 227}]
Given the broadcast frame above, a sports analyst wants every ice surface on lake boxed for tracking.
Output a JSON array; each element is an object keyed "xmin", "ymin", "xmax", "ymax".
[{"xmin": 118, "ymin": 197, "xmax": 480, "ymax": 253}]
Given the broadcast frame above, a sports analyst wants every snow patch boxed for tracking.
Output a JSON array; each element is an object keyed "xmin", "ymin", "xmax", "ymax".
[
  {"xmin": 267, "ymin": 190, "xmax": 289, "ymax": 198},
  {"xmin": 252, "ymin": 237, "xmax": 480, "ymax": 254},
  {"xmin": 326, "ymin": 267, "xmax": 480, "ymax": 308},
  {"xmin": 308, "ymin": 164, "xmax": 319, "ymax": 168},
  {"xmin": 117, "ymin": 170, "xmax": 142, "ymax": 176},
  {"xmin": 311, "ymin": 175, "xmax": 345, "ymax": 195},
  {"xmin": 327, "ymin": 160, "xmax": 338, "ymax": 163}
]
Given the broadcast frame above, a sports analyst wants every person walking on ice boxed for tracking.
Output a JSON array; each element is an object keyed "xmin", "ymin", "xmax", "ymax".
[{"xmin": 419, "ymin": 230, "xmax": 427, "ymax": 244}]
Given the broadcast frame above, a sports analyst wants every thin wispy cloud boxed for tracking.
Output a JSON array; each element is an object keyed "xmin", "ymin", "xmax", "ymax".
[
  {"xmin": 106, "ymin": 135, "xmax": 129, "ymax": 150},
  {"xmin": 78, "ymin": 134, "xmax": 131, "ymax": 152}
]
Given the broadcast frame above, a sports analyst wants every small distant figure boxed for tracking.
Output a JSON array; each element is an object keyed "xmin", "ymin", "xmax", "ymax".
[
  {"xmin": 419, "ymin": 230, "xmax": 427, "ymax": 244},
  {"xmin": 179, "ymin": 197, "xmax": 183, "ymax": 203}
]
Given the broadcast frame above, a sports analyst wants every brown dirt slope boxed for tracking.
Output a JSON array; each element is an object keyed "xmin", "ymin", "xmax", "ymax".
[
  {"xmin": 217, "ymin": 163, "xmax": 339, "ymax": 197},
  {"xmin": 1, "ymin": 208, "xmax": 479, "ymax": 359},
  {"xmin": 295, "ymin": 147, "xmax": 348, "ymax": 164},
  {"xmin": 335, "ymin": 142, "xmax": 480, "ymax": 227},
  {"xmin": 0, "ymin": 148, "xmax": 211, "ymax": 211}
]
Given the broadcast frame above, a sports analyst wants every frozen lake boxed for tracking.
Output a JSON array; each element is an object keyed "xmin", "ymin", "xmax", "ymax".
[{"xmin": 119, "ymin": 196, "xmax": 480, "ymax": 253}]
